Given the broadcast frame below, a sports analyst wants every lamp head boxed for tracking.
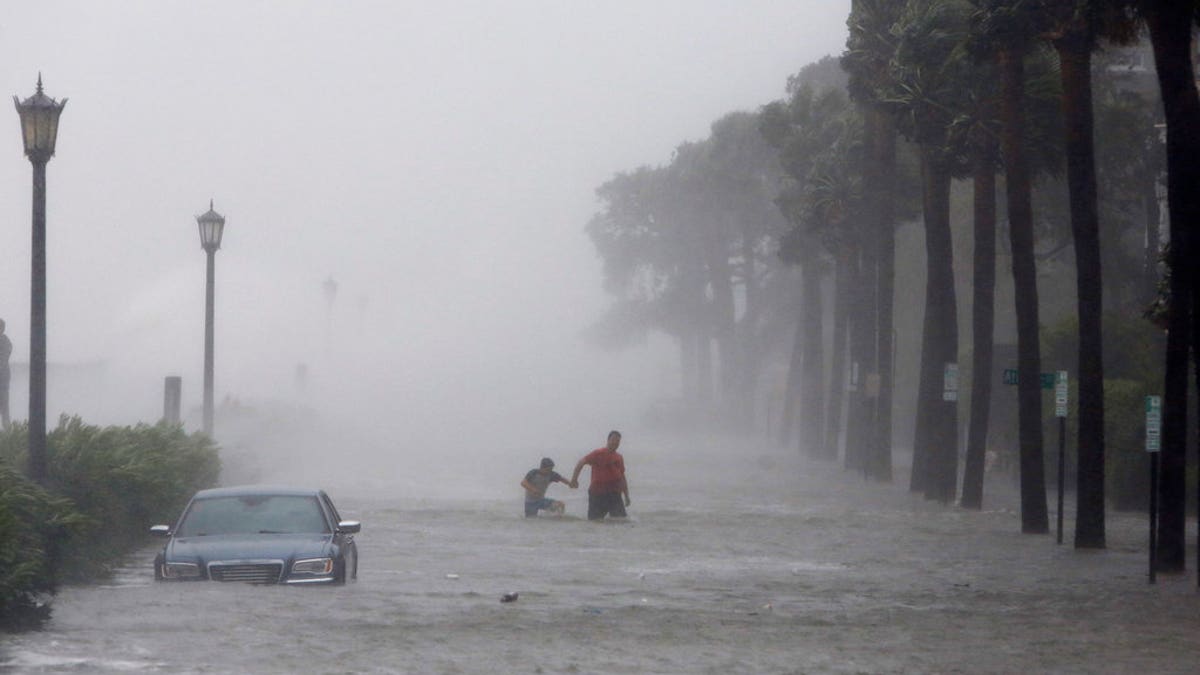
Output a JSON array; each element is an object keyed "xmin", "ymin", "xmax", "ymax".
[
  {"xmin": 13, "ymin": 74, "xmax": 67, "ymax": 162},
  {"xmin": 196, "ymin": 199, "xmax": 226, "ymax": 252}
]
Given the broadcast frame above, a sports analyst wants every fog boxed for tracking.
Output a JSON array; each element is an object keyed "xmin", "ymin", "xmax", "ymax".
[{"xmin": 0, "ymin": 2, "xmax": 850, "ymax": 488}]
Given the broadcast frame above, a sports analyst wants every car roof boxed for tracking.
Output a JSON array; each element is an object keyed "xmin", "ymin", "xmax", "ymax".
[{"xmin": 192, "ymin": 485, "xmax": 324, "ymax": 499}]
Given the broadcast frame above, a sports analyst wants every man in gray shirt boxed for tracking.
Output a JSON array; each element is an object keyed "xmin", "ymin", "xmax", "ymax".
[{"xmin": 520, "ymin": 457, "xmax": 573, "ymax": 517}]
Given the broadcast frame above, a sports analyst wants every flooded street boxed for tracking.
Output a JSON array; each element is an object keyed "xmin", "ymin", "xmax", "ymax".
[{"xmin": 2, "ymin": 434, "xmax": 1199, "ymax": 674}]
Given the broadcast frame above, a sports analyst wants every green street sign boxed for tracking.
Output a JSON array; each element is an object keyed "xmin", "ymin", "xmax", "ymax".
[{"xmin": 1001, "ymin": 369, "xmax": 1056, "ymax": 389}]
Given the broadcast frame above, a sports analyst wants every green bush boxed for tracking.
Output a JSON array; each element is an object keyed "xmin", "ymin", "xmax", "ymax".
[
  {"xmin": 1104, "ymin": 379, "xmax": 1153, "ymax": 511},
  {"xmin": 48, "ymin": 417, "xmax": 221, "ymax": 579},
  {"xmin": 0, "ymin": 462, "xmax": 84, "ymax": 631},
  {"xmin": 0, "ymin": 416, "xmax": 220, "ymax": 627},
  {"xmin": 1040, "ymin": 312, "xmax": 1163, "ymax": 510}
]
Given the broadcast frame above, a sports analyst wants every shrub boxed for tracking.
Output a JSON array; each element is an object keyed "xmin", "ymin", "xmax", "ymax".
[
  {"xmin": 0, "ymin": 462, "xmax": 84, "ymax": 631},
  {"xmin": 0, "ymin": 417, "xmax": 220, "ymax": 589},
  {"xmin": 1040, "ymin": 314, "xmax": 1163, "ymax": 509}
]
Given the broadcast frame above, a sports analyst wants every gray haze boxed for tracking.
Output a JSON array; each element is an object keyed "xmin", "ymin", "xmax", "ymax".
[{"xmin": 0, "ymin": 2, "xmax": 849, "ymax": 486}]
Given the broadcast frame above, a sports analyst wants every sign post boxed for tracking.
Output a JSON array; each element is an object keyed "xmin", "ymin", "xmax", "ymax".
[
  {"xmin": 1055, "ymin": 371, "xmax": 1068, "ymax": 545},
  {"xmin": 943, "ymin": 363, "xmax": 958, "ymax": 402},
  {"xmin": 1146, "ymin": 395, "xmax": 1161, "ymax": 584}
]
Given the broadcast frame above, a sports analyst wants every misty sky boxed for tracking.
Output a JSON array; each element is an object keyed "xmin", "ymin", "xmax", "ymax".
[{"xmin": 0, "ymin": 2, "xmax": 850, "ymax": 450}]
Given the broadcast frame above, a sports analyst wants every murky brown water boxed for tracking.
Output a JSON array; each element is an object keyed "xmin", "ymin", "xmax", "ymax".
[{"xmin": 3, "ymin": 435, "xmax": 1198, "ymax": 674}]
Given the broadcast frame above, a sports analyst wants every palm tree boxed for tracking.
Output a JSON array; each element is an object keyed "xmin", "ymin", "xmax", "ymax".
[
  {"xmin": 844, "ymin": 0, "xmax": 906, "ymax": 482},
  {"xmin": 887, "ymin": 0, "xmax": 973, "ymax": 503},
  {"xmin": 947, "ymin": 80, "xmax": 1002, "ymax": 510},
  {"xmin": 761, "ymin": 87, "xmax": 852, "ymax": 455},
  {"xmin": 805, "ymin": 114, "xmax": 867, "ymax": 464},
  {"xmin": 1134, "ymin": 0, "xmax": 1200, "ymax": 573},
  {"xmin": 1043, "ymin": 1, "xmax": 1112, "ymax": 549},
  {"xmin": 972, "ymin": 0, "xmax": 1050, "ymax": 533}
]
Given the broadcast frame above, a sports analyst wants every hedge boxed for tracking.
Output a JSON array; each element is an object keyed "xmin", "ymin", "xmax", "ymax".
[{"xmin": 0, "ymin": 416, "xmax": 219, "ymax": 630}]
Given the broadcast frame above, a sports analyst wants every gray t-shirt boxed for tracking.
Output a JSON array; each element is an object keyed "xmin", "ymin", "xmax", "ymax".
[{"xmin": 523, "ymin": 469, "xmax": 564, "ymax": 500}]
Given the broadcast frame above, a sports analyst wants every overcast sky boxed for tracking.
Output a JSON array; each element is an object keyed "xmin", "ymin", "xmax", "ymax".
[{"xmin": 0, "ymin": 2, "xmax": 850, "ymax": 453}]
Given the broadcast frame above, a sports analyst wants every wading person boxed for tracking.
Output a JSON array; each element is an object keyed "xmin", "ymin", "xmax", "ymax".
[
  {"xmin": 0, "ymin": 318, "xmax": 10, "ymax": 430},
  {"xmin": 570, "ymin": 430, "xmax": 630, "ymax": 520},
  {"xmin": 521, "ymin": 457, "xmax": 571, "ymax": 517}
]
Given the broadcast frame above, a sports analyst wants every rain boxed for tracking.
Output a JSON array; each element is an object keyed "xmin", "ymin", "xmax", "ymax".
[{"xmin": 1, "ymin": 1, "xmax": 1199, "ymax": 673}]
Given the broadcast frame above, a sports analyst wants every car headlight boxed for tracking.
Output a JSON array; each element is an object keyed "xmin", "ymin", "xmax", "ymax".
[
  {"xmin": 162, "ymin": 562, "xmax": 201, "ymax": 579},
  {"xmin": 292, "ymin": 558, "xmax": 333, "ymax": 575}
]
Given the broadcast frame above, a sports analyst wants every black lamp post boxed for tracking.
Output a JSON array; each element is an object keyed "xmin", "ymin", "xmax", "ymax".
[
  {"xmin": 196, "ymin": 200, "xmax": 225, "ymax": 436},
  {"xmin": 13, "ymin": 75, "xmax": 66, "ymax": 485}
]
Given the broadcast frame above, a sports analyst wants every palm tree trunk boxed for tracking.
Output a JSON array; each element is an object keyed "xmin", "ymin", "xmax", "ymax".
[
  {"xmin": 708, "ymin": 242, "xmax": 738, "ymax": 406},
  {"xmin": 739, "ymin": 226, "xmax": 761, "ymax": 430},
  {"xmin": 827, "ymin": 256, "xmax": 851, "ymax": 462},
  {"xmin": 962, "ymin": 152, "xmax": 997, "ymax": 510},
  {"xmin": 779, "ymin": 307, "xmax": 804, "ymax": 446},
  {"xmin": 1056, "ymin": 33, "xmax": 1106, "ymax": 549},
  {"xmin": 856, "ymin": 231, "xmax": 881, "ymax": 476},
  {"xmin": 680, "ymin": 334, "xmax": 697, "ymax": 401},
  {"xmin": 1144, "ymin": 1, "xmax": 1200, "ymax": 572},
  {"xmin": 800, "ymin": 258, "xmax": 826, "ymax": 456},
  {"xmin": 697, "ymin": 332, "xmax": 713, "ymax": 405},
  {"xmin": 847, "ymin": 248, "xmax": 877, "ymax": 476},
  {"xmin": 872, "ymin": 111, "xmax": 897, "ymax": 483},
  {"xmin": 1000, "ymin": 45, "xmax": 1049, "ymax": 534},
  {"xmin": 912, "ymin": 146, "xmax": 959, "ymax": 503}
]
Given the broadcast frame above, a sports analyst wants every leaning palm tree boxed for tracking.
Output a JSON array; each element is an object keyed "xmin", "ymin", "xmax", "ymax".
[
  {"xmin": 1130, "ymin": 0, "xmax": 1200, "ymax": 573},
  {"xmin": 844, "ymin": 0, "xmax": 905, "ymax": 482},
  {"xmin": 805, "ymin": 116, "xmax": 867, "ymax": 466},
  {"xmin": 760, "ymin": 86, "xmax": 851, "ymax": 456},
  {"xmin": 970, "ymin": 0, "xmax": 1050, "ymax": 533},
  {"xmin": 885, "ymin": 0, "xmax": 974, "ymax": 503},
  {"xmin": 945, "ymin": 71, "xmax": 1002, "ymax": 510},
  {"xmin": 1043, "ymin": 0, "xmax": 1139, "ymax": 550}
]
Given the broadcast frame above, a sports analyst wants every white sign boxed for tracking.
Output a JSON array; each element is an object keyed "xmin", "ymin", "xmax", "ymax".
[
  {"xmin": 943, "ymin": 363, "xmax": 958, "ymax": 402},
  {"xmin": 1146, "ymin": 395, "xmax": 1162, "ymax": 453},
  {"xmin": 1055, "ymin": 371, "xmax": 1068, "ymax": 418}
]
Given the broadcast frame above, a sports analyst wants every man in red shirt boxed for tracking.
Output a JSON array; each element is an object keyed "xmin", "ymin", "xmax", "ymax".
[{"xmin": 570, "ymin": 430, "xmax": 630, "ymax": 520}]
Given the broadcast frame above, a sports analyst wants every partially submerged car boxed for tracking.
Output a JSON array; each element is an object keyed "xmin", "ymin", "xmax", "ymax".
[{"xmin": 151, "ymin": 486, "xmax": 360, "ymax": 584}]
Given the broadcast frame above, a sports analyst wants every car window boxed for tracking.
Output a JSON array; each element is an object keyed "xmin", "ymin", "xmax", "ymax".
[
  {"xmin": 176, "ymin": 495, "xmax": 331, "ymax": 536},
  {"xmin": 321, "ymin": 493, "xmax": 343, "ymax": 524}
]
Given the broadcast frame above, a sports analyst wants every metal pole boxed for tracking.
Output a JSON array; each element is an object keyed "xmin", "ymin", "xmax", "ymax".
[
  {"xmin": 1150, "ymin": 451, "xmax": 1159, "ymax": 584},
  {"xmin": 203, "ymin": 248, "xmax": 215, "ymax": 436},
  {"xmin": 27, "ymin": 158, "xmax": 47, "ymax": 484},
  {"xmin": 163, "ymin": 376, "xmax": 182, "ymax": 425},
  {"xmin": 1056, "ymin": 416, "xmax": 1065, "ymax": 545}
]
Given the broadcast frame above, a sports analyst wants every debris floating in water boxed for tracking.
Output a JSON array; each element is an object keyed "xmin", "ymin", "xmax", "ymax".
[{"xmin": 445, "ymin": 573, "xmax": 460, "ymax": 580}]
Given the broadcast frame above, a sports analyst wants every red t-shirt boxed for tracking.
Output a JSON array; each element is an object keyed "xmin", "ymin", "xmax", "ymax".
[{"xmin": 582, "ymin": 447, "xmax": 625, "ymax": 496}]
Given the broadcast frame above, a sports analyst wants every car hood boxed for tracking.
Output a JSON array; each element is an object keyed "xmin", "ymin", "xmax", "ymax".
[{"xmin": 165, "ymin": 533, "xmax": 334, "ymax": 563}]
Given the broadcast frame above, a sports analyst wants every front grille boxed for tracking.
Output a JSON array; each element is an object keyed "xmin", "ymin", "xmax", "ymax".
[{"xmin": 208, "ymin": 562, "xmax": 283, "ymax": 584}]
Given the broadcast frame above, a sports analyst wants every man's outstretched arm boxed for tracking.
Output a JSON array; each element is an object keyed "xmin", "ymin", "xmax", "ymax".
[{"xmin": 570, "ymin": 458, "xmax": 587, "ymax": 489}]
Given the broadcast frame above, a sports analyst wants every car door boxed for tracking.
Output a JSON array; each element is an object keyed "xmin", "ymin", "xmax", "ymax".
[{"xmin": 320, "ymin": 492, "xmax": 357, "ymax": 580}]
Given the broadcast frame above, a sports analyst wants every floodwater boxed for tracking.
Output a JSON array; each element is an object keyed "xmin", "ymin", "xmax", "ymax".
[{"xmin": 2, "ymin": 433, "xmax": 1198, "ymax": 674}]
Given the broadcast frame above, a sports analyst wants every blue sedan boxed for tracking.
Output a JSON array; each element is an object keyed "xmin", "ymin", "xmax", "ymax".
[{"xmin": 151, "ymin": 486, "xmax": 360, "ymax": 585}]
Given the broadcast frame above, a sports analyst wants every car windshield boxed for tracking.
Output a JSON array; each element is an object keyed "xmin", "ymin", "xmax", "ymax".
[{"xmin": 176, "ymin": 495, "xmax": 330, "ymax": 536}]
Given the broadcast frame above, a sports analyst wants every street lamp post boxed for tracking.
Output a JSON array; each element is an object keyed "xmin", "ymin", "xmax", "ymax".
[
  {"xmin": 196, "ymin": 201, "xmax": 225, "ymax": 436},
  {"xmin": 323, "ymin": 276, "xmax": 337, "ymax": 353},
  {"xmin": 13, "ymin": 75, "xmax": 66, "ymax": 485}
]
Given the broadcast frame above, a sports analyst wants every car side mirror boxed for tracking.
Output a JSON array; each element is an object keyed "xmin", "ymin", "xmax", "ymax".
[
  {"xmin": 150, "ymin": 524, "xmax": 171, "ymax": 537},
  {"xmin": 337, "ymin": 520, "xmax": 361, "ymax": 534}
]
